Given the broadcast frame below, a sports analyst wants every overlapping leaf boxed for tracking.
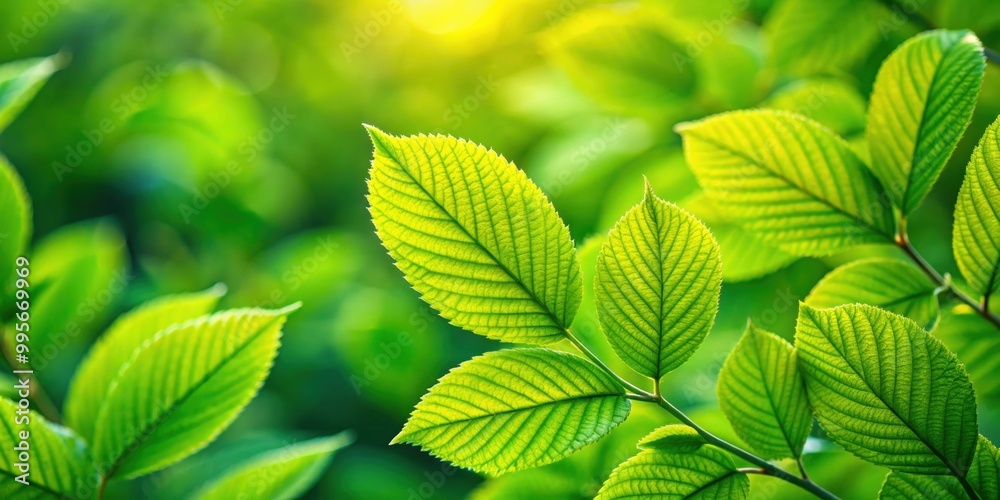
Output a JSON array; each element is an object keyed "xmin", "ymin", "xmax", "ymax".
[
  {"xmin": 193, "ymin": 434, "xmax": 352, "ymax": 500},
  {"xmin": 366, "ymin": 126, "xmax": 582, "ymax": 344},
  {"xmin": 0, "ymin": 156, "xmax": 30, "ymax": 288},
  {"xmin": 0, "ymin": 54, "xmax": 64, "ymax": 134},
  {"xmin": 636, "ymin": 424, "xmax": 705, "ymax": 453},
  {"xmin": 795, "ymin": 304, "xmax": 978, "ymax": 476},
  {"xmin": 93, "ymin": 305, "xmax": 297, "ymax": 479},
  {"xmin": 596, "ymin": 445, "xmax": 749, "ymax": 499},
  {"xmin": 954, "ymin": 116, "xmax": 1000, "ymax": 299},
  {"xmin": 0, "ymin": 397, "xmax": 96, "ymax": 499},
  {"xmin": 677, "ymin": 110, "xmax": 894, "ymax": 257},
  {"xmin": 65, "ymin": 285, "xmax": 226, "ymax": 443},
  {"xmin": 393, "ymin": 348, "xmax": 630, "ymax": 476},
  {"xmin": 879, "ymin": 435, "xmax": 1000, "ymax": 499},
  {"xmin": 867, "ymin": 30, "xmax": 985, "ymax": 214},
  {"xmin": 595, "ymin": 181, "xmax": 721, "ymax": 378},
  {"xmin": 806, "ymin": 259, "xmax": 940, "ymax": 328},
  {"xmin": 765, "ymin": 0, "xmax": 887, "ymax": 75},
  {"xmin": 718, "ymin": 323, "xmax": 811, "ymax": 460},
  {"xmin": 934, "ymin": 309, "xmax": 1000, "ymax": 401}
]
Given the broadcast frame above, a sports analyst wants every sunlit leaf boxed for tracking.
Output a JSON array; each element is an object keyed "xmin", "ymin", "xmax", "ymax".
[
  {"xmin": 795, "ymin": 304, "xmax": 978, "ymax": 475},
  {"xmin": 596, "ymin": 445, "xmax": 749, "ymax": 499},
  {"xmin": 64, "ymin": 285, "xmax": 226, "ymax": 444},
  {"xmin": 677, "ymin": 110, "xmax": 894, "ymax": 257},
  {"xmin": 718, "ymin": 323, "xmax": 811, "ymax": 459},
  {"xmin": 765, "ymin": 0, "xmax": 888, "ymax": 74},
  {"xmin": 392, "ymin": 348, "xmax": 630, "ymax": 476},
  {"xmin": 763, "ymin": 78, "xmax": 867, "ymax": 137},
  {"xmin": 0, "ymin": 397, "xmax": 96, "ymax": 499},
  {"xmin": 867, "ymin": 30, "xmax": 984, "ymax": 214},
  {"xmin": 0, "ymin": 54, "xmax": 64, "ymax": 133},
  {"xmin": 595, "ymin": 181, "xmax": 721, "ymax": 378},
  {"xmin": 636, "ymin": 424, "xmax": 705, "ymax": 453},
  {"xmin": 93, "ymin": 305, "xmax": 298, "ymax": 479},
  {"xmin": 805, "ymin": 258, "xmax": 939, "ymax": 329},
  {"xmin": 879, "ymin": 435, "xmax": 1000, "ymax": 499},
  {"xmin": 954, "ymin": 115, "xmax": 1000, "ymax": 299},
  {"xmin": 366, "ymin": 126, "xmax": 582, "ymax": 344},
  {"xmin": 192, "ymin": 434, "xmax": 352, "ymax": 500},
  {"xmin": 934, "ymin": 308, "xmax": 1000, "ymax": 402},
  {"xmin": 0, "ymin": 156, "xmax": 30, "ymax": 289}
]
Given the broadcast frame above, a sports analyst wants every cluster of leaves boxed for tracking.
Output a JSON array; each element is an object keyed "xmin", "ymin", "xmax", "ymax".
[
  {"xmin": 368, "ymin": 25, "xmax": 1000, "ymax": 500},
  {"xmin": 0, "ymin": 58, "xmax": 347, "ymax": 499}
]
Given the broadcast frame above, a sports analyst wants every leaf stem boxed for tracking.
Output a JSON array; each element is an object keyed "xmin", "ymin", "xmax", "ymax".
[
  {"xmin": 563, "ymin": 328, "xmax": 840, "ymax": 500},
  {"xmin": 97, "ymin": 476, "xmax": 108, "ymax": 500},
  {"xmin": 796, "ymin": 456, "xmax": 811, "ymax": 480},
  {"xmin": 896, "ymin": 219, "xmax": 1000, "ymax": 331},
  {"xmin": 0, "ymin": 324, "xmax": 62, "ymax": 424}
]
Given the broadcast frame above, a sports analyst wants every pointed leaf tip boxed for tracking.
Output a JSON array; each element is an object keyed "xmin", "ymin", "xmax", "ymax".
[{"xmin": 364, "ymin": 124, "xmax": 393, "ymax": 154}]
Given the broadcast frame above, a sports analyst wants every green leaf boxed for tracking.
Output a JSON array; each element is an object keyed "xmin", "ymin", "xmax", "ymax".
[
  {"xmin": 763, "ymin": 78, "xmax": 867, "ymax": 138},
  {"xmin": 541, "ymin": 6, "xmax": 695, "ymax": 114},
  {"xmin": 0, "ymin": 54, "xmax": 64, "ymax": 134},
  {"xmin": 64, "ymin": 285, "xmax": 226, "ymax": 444},
  {"xmin": 366, "ymin": 126, "xmax": 582, "ymax": 345},
  {"xmin": 934, "ymin": 309, "xmax": 1000, "ymax": 401},
  {"xmin": 192, "ymin": 434, "xmax": 352, "ymax": 500},
  {"xmin": 92, "ymin": 305, "xmax": 298, "ymax": 479},
  {"xmin": 795, "ymin": 304, "xmax": 978, "ymax": 475},
  {"xmin": 765, "ymin": 0, "xmax": 888, "ymax": 74},
  {"xmin": 0, "ymin": 397, "xmax": 96, "ymax": 499},
  {"xmin": 392, "ymin": 348, "xmax": 630, "ymax": 476},
  {"xmin": 717, "ymin": 323, "xmax": 811, "ymax": 460},
  {"xmin": 867, "ymin": 30, "xmax": 985, "ymax": 214},
  {"xmin": 954, "ymin": 115, "xmax": 1000, "ymax": 299},
  {"xmin": 879, "ymin": 435, "xmax": 1000, "ymax": 499},
  {"xmin": 596, "ymin": 446, "xmax": 749, "ymax": 499},
  {"xmin": 677, "ymin": 110, "xmax": 895, "ymax": 257},
  {"xmin": 0, "ymin": 155, "xmax": 30, "ymax": 289},
  {"xmin": 805, "ymin": 258, "xmax": 940, "ymax": 329},
  {"xmin": 595, "ymin": 181, "xmax": 721, "ymax": 378},
  {"xmin": 636, "ymin": 424, "xmax": 705, "ymax": 453}
]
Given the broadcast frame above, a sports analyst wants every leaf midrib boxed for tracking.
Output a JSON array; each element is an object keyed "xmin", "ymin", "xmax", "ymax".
[{"xmin": 749, "ymin": 330, "xmax": 800, "ymax": 458}]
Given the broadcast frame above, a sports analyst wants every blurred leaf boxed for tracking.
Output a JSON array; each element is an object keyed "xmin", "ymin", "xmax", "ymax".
[
  {"xmin": 763, "ymin": 79, "xmax": 867, "ymax": 137},
  {"xmin": 0, "ymin": 54, "xmax": 64, "ymax": 134},
  {"xmin": 935, "ymin": 0, "xmax": 1000, "ymax": 33},
  {"xmin": 392, "ymin": 348, "xmax": 630, "ymax": 476},
  {"xmin": 93, "ymin": 305, "xmax": 297, "ymax": 479},
  {"xmin": 879, "ymin": 435, "xmax": 999, "ymax": 499},
  {"xmin": 0, "ymin": 156, "xmax": 30, "ymax": 289},
  {"xmin": 636, "ymin": 424, "xmax": 705, "ymax": 453},
  {"xmin": 796, "ymin": 304, "xmax": 978, "ymax": 475},
  {"xmin": 542, "ymin": 5, "xmax": 695, "ymax": 115},
  {"xmin": 596, "ymin": 445, "xmax": 749, "ymax": 499},
  {"xmin": 954, "ymin": 115, "xmax": 1000, "ymax": 299},
  {"xmin": 64, "ymin": 285, "xmax": 226, "ymax": 444},
  {"xmin": 0, "ymin": 397, "xmax": 96, "ymax": 499},
  {"xmin": 192, "ymin": 434, "xmax": 351, "ymax": 500},
  {"xmin": 677, "ymin": 110, "xmax": 894, "ymax": 256},
  {"xmin": 595, "ymin": 181, "xmax": 721, "ymax": 378},
  {"xmin": 366, "ymin": 127, "xmax": 581, "ymax": 344},
  {"xmin": 868, "ymin": 30, "xmax": 985, "ymax": 215},
  {"xmin": 934, "ymin": 308, "xmax": 1000, "ymax": 402},
  {"xmin": 765, "ymin": 0, "xmax": 887, "ymax": 74},
  {"xmin": 806, "ymin": 258, "xmax": 940, "ymax": 329},
  {"xmin": 718, "ymin": 323, "xmax": 811, "ymax": 459}
]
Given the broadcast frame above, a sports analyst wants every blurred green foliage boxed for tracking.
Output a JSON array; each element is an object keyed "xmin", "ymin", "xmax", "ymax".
[{"xmin": 1, "ymin": 0, "xmax": 999, "ymax": 497}]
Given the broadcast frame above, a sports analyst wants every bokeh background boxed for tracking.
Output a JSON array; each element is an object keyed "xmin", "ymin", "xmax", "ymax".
[{"xmin": 1, "ymin": 0, "xmax": 999, "ymax": 498}]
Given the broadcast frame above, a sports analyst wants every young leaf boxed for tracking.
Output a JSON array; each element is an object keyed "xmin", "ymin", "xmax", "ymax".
[
  {"xmin": 192, "ymin": 434, "xmax": 352, "ymax": 500},
  {"xmin": 366, "ymin": 126, "xmax": 582, "ymax": 345},
  {"xmin": 765, "ymin": 0, "xmax": 887, "ymax": 75},
  {"xmin": 677, "ymin": 110, "xmax": 894, "ymax": 257},
  {"xmin": 596, "ymin": 446, "xmax": 749, "ymax": 499},
  {"xmin": 392, "ymin": 348, "xmax": 630, "ymax": 476},
  {"xmin": 0, "ymin": 54, "xmax": 64, "ymax": 133},
  {"xmin": 0, "ymin": 156, "xmax": 30, "ymax": 288},
  {"xmin": 92, "ymin": 305, "xmax": 298, "ymax": 479},
  {"xmin": 867, "ymin": 30, "xmax": 985, "ymax": 214},
  {"xmin": 0, "ymin": 397, "xmax": 96, "ymax": 499},
  {"xmin": 879, "ymin": 435, "xmax": 1000, "ymax": 500},
  {"xmin": 805, "ymin": 258, "xmax": 940, "ymax": 329},
  {"xmin": 935, "ymin": 309, "xmax": 1000, "ymax": 401},
  {"xmin": 64, "ymin": 285, "xmax": 226, "ymax": 443},
  {"xmin": 636, "ymin": 424, "xmax": 705, "ymax": 453},
  {"xmin": 595, "ymin": 181, "xmax": 721, "ymax": 378},
  {"xmin": 717, "ymin": 323, "xmax": 811, "ymax": 460},
  {"xmin": 795, "ymin": 304, "xmax": 978, "ymax": 476},
  {"xmin": 954, "ymin": 115, "xmax": 1000, "ymax": 300}
]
